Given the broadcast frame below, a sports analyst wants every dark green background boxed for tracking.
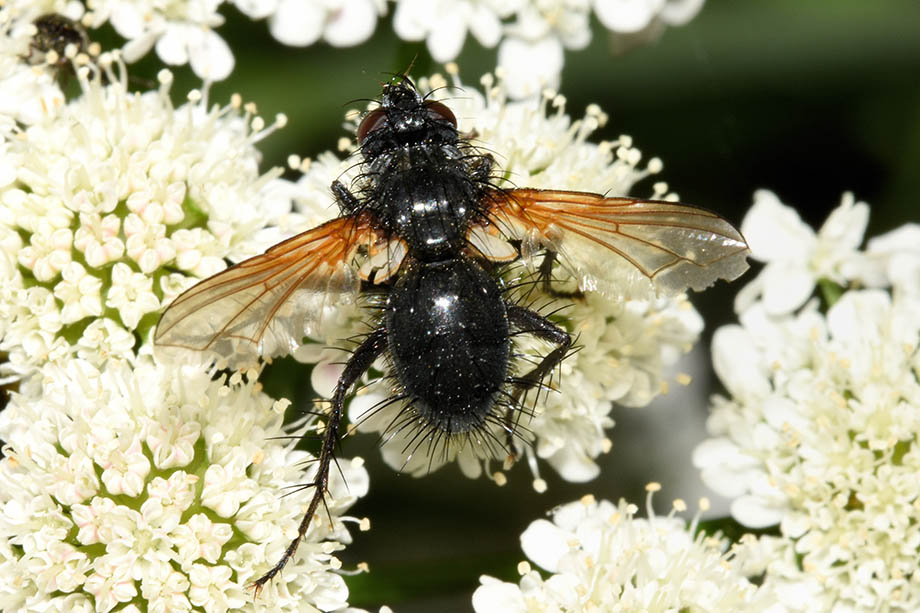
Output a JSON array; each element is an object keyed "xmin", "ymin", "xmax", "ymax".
[{"xmin": 119, "ymin": 0, "xmax": 920, "ymax": 610}]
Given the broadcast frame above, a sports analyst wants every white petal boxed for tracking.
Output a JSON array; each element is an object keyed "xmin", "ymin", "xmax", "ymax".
[
  {"xmin": 826, "ymin": 289, "xmax": 889, "ymax": 346},
  {"xmin": 187, "ymin": 29, "xmax": 235, "ymax": 80},
  {"xmin": 694, "ymin": 438, "xmax": 763, "ymax": 498},
  {"xmin": 732, "ymin": 270, "xmax": 764, "ymax": 313},
  {"xmin": 760, "ymin": 261, "xmax": 814, "ymax": 315},
  {"xmin": 731, "ymin": 494, "xmax": 785, "ymax": 528},
  {"xmin": 593, "ymin": 0, "xmax": 657, "ymax": 33},
  {"xmin": 154, "ymin": 26, "xmax": 191, "ymax": 66},
  {"xmin": 888, "ymin": 252, "xmax": 920, "ymax": 294},
  {"xmin": 468, "ymin": 3, "xmax": 502, "ymax": 48},
  {"xmin": 761, "ymin": 396, "xmax": 810, "ymax": 433},
  {"xmin": 325, "ymin": 0, "xmax": 380, "ymax": 46},
  {"xmin": 109, "ymin": 3, "xmax": 147, "ymax": 39},
  {"xmin": 337, "ymin": 456, "xmax": 370, "ymax": 498},
  {"xmin": 427, "ymin": 4, "xmax": 470, "ymax": 61},
  {"xmin": 0, "ymin": 156, "xmax": 16, "ymax": 188},
  {"xmin": 0, "ymin": 71, "xmax": 64, "ymax": 124},
  {"xmin": 557, "ymin": 10, "xmax": 592, "ymax": 49},
  {"xmin": 780, "ymin": 511, "xmax": 811, "ymax": 539},
  {"xmin": 818, "ymin": 192, "xmax": 868, "ymax": 249},
  {"xmin": 497, "ymin": 36, "xmax": 563, "ymax": 99},
  {"xmin": 542, "ymin": 573, "xmax": 582, "ymax": 608},
  {"xmin": 520, "ymin": 519, "xmax": 570, "ymax": 572},
  {"xmin": 233, "ymin": 0, "xmax": 280, "ymax": 19},
  {"xmin": 711, "ymin": 325, "xmax": 771, "ymax": 399},
  {"xmin": 310, "ymin": 361, "xmax": 345, "ymax": 399},
  {"xmin": 741, "ymin": 189, "xmax": 815, "ymax": 263},
  {"xmin": 392, "ymin": 0, "xmax": 434, "ymax": 40},
  {"xmin": 867, "ymin": 223, "xmax": 920, "ymax": 255},
  {"xmin": 660, "ymin": 0, "xmax": 705, "ymax": 25},
  {"xmin": 456, "ymin": 450, "xmax": 484, "ymax": 479},
  {"xmin": 122, "ymin": 31, "xmax": 160, "ymax": 63},
  {"xmin": 347, "ymin": 391, "xmax": 390, "ymax": 431},
  {"xmin": 472, "ymin": 577, "xmax": 527, "ymax": 613},
  {"xmin": 863, "ymin": 223, "xmax": 920, "ymax": 291},
  {"xmin": 270, "ymin": 0, "xmax": 324, "ymax": 46},
  {"xmin": 545, "ymin": 444, "xmax": 600, "ymax": 482}
]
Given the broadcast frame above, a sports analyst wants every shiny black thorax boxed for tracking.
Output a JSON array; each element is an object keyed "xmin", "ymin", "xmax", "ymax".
[
  {"xmin": 358, "ymin": 83, "xmax": 485, "ymax": 262},
  {"xmin": 354, "ymin": 82, "xmax": 509, "ymax": 433}
]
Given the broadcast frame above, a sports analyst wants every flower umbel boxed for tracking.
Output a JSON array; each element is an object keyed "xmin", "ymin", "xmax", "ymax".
[
  {"xmin": 0, "ymin": 356, "xmax": 369, "ymax": 612},
  {"xmin": 0, "ymin": 57, "xmax": 297, "ymax": 377},
  {"xmin": 472, "ymin": 488, "xmax": 778, "ymax": 612},
  {"xmin": 695, "ymin": 195, "xmax": 920, "ymax": 611},
  {"xmin": 733, "ymin": 190, "xmax": 869, "ymax": 314}
]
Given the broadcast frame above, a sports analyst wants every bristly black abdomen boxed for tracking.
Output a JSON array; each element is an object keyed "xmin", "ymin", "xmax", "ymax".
[{"xmin": 385, "ymin": 258, "xmax": 510, "ymax": 434}]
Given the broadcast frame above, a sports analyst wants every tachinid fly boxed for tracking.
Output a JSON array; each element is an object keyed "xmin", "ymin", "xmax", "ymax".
[
  {"xmin": 26, "ymin": 13, "xmax": 90, "ymax": 70},
  {"xmin": 155, "ymin": 75, "xmax": 751, "ymax": 592}
]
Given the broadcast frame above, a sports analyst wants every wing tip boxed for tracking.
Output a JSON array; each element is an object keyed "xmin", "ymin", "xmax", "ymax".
[{"xmin": 682, "ymin": 247, "xmax": 751, "ymax": 293}]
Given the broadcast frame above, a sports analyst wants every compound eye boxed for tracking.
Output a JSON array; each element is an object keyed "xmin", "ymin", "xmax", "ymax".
[
  {"xmin": 357, "ymin": 108, "xmax": 387, "ymax": 144},
  {"xmin": 425, "ymin": 100, "xmax": 457, "ymax": 127}
]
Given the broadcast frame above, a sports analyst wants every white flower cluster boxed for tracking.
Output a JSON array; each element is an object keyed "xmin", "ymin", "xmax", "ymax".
[
  {"xmin": 396, "ymin": 0, "xmax": 704, "ymax": 97},
  {"xmin": 0, "ymin": 43, "xmax": 370, "ymax": 611},
  {"xmin": 0, "ymin": 3, "xmax": 77, "ymax": 126},
  {"xmin": 0, "ymin": 357, "xmax": 369, "ymax": 612},
  {"xmin": 288, "ymin": 69, "xmax": 704, "ymax": 485},
  {"xmin": 0, "ymin": 54, "xmax": 300, "ymax": 378},
  {"xmin": 2, "ymin": 0, "xmax": 702, "ymax": 93},
  {"xmin": 694, "ymin": 191, "xmax": 920, "ymax": 611},
  {"xmin": 472, "ymin": 489, "xmax": 779, "ymax": 612},
  {"xmin": 3, "ymin": 0, "xmax": 383, "ymax": 81}
]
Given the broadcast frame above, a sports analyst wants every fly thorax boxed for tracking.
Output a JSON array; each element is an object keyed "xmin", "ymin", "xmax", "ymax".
[{"xmin": 370, "ymin": 145, "xmax": 480, "ymax": 260}]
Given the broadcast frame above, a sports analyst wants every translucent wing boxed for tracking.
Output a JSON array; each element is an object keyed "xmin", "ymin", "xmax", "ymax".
[
  {"xmin": 485, "ymin": 188, "xmax": 750, "ymax": 299},
  {"xmin": 155, "ymin": 214, "xmax": 385, "ymax": 369}
]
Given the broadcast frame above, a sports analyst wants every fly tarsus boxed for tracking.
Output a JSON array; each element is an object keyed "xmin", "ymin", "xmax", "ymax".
[
  {"xmin": 501, "ymin": 304, "xmax": 573, "ymax": 459},
  {"xmin": 250, "ymin": 327, "xmax": 388, "ymax": 596}
]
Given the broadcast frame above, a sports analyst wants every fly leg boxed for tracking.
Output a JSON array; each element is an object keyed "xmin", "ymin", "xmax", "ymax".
[
  {"xmin": 332, "ymin": 180, "xmax": 362, "ymax": 215},
  {"xmin": 537, "ymin": 250, "xmax": 583, "ymax": 298},
  {"xmin": 469, "ymin": 154, "xmax": 493, "ymax": 183},
  {"xmin": 502, "ymin": 304, "xmax": 572, "ymax": 460},
  {"xmin": 252, "ymin": 327, "xmax": 388, "ymax": 595}
]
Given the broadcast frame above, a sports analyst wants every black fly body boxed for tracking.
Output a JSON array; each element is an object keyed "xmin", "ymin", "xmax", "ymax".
[
  {"xmin": 26, "ymin": 14, "xmax": 90, "ymax": 70},
  {"xmin": 155, "ymin": 75, "xmax": 751, "ymax": 593}
]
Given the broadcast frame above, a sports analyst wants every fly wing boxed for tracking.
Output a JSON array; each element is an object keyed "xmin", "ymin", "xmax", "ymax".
[
  {"xmin": 155, "ymin": 214, "xmax": 383, "ymax": 369},
  {"xmin": 485, "ymin": 188, "xmax": 750, "ymax": 299}
]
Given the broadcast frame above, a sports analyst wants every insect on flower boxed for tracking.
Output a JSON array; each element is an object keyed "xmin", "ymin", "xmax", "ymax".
[
  {"xmin": 25, "ymin": 13, "xmax": 90, "ymax": 70},
  {"xmin": 155, "ymin": 75, "xmax": 751, "ymax": 593}
]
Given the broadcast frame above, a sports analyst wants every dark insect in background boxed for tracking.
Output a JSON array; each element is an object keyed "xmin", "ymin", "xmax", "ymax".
[
  {"xmin": 155, "ymin": 75, "xmax": 750, "ymax": 592},
  {"xmin": 23, "ymin": 13, "xmax": 122, "ymax": 94},
  {"xmin": 25, "ymin": 13, "xmax": 90, "ymax": 71}
]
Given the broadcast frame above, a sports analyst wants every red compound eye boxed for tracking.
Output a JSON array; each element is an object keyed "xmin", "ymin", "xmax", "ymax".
[
  {"xmin": 357, "ymin": 108, "xmax": 387, "ymax": 143},
  {"xmin": 425, "ymin": 100, "xmax": 457, "ymax": 127}
]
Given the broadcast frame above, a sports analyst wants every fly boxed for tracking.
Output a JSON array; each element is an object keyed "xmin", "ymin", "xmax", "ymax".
[
  {"xmin": 26, "ymin": 13, "xmax": 90, "ymax": 71},
  {"xmin": 154, "ymin": 75, "xmax": 751, "ymax": 593}
]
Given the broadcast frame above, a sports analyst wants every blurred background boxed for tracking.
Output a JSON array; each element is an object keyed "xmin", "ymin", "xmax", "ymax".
[{"xmin": 112, "ymin": 0, "xmax": 920, "ymax": 610}]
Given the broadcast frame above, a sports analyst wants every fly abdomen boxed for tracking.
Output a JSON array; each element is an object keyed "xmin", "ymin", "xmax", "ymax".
[{"xmin": 385, "ymin": 258, "xmax": 510, "ymax": 434}]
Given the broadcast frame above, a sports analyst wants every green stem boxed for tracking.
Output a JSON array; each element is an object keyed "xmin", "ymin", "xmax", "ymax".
[{"xmin": 818, "ymin": 278, "xmax": 845, "ymax": 309}]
